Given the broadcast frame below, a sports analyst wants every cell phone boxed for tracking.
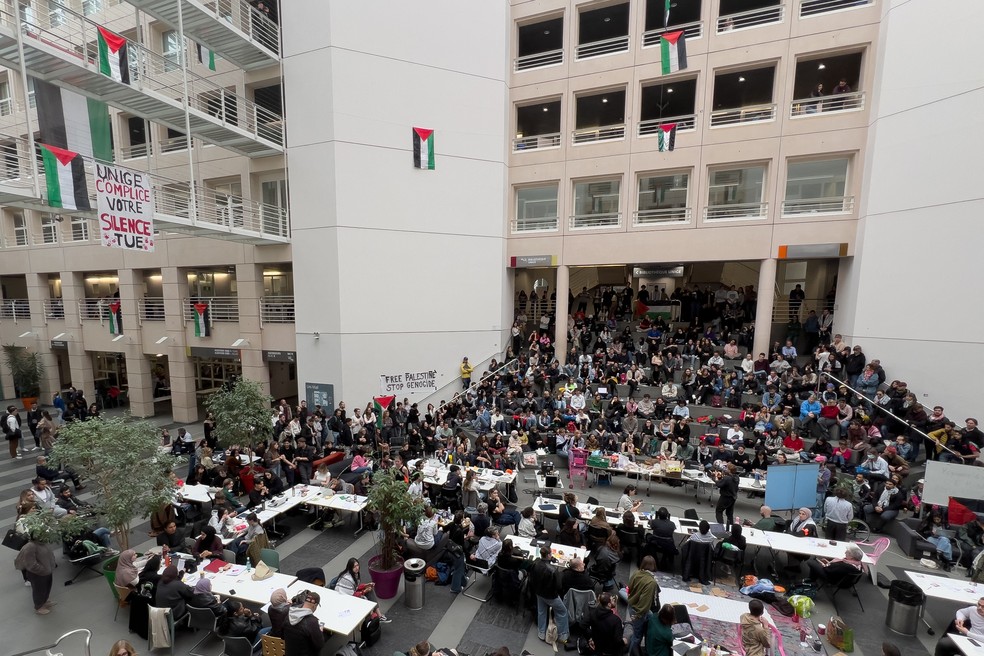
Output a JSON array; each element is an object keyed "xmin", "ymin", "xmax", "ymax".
[{"xmin": 229, "ymin": 589, "xmax": 236, "ymax": 595}]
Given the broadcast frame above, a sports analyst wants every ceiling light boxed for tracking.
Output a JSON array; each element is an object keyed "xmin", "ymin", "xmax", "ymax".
[
  {"xmin": 667, "ymin": 88, "xmax": 674, "ymax": 93},
  {"xmin": 112, "ymin": 335, "xmax": 125, "ymax": 342},
  {"xmin": 602, "ymin": 97, "xmax": 608, "ymax": 103},
  {"xmin": 738, "ymin": 76, "xmax": 746, "ymax": 82},
  {"xmin": 544, "ymin": 29, "xmax": 550, "ymax": 35},
  {"xmin": 543, "ymin": 107, "xmax": 549, "ymax": 112},
  {"xmin": 604, "ymin": 17, "xmax": 611, "ymax": 22},
  {"xmin": 817, "ymin": 63, "xmax": 826, "ymax": 70}
]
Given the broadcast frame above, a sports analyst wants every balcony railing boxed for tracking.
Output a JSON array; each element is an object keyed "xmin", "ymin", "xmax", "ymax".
[
  {"xmin": 709, "ymin": 104, "xmax": 777, "ymax": 127},
  {"xmin": 0, "ymin": 133, "xmax": 37, "ymax": 188},
  {"xmin": 642, "ymin": 21, "xmax": 703, "ymax": 47},
  {"xmin": 513, "ymin": 133, "xmax": 562, "ymax": 152},
  {"xmin": 633, "ymin": 207, "xmax": 692, "ymax": 225},
  {"xmin": 717, "ymin": 4, "xmax": 785, "ymax": 32},
  {"xmin": 790, "ymin": 91, "xmax": 865, "ymax": 117},
  {"xmin": 184, "ymin": 297, "xmax": 239, "ymax": 323},
  {"xmin": 119, "ymin": 143, "xmax": 152, "ymax": 160},
  {"xmin": 139, "ymin": 298, "xmax": 165, "ymax": 322},
  {"xmin": 78, "ymin": 298, "xmax": 114, "ymax": 321},
  {"xmin": 511, "ymin": 217, "xmax": 559, "ymax": 233},
  {"xmin": 800, "ymin": 0, "xmax": 873, "ymax": 18},
  {"xmin": 569, "ymin": 212, "xmax": 622, "ymax": 230},
  {"xmin": 43, "ymin": 299, "xmax": 65, "ymax": 320},
  {"xmin": 514, "ymin": 49, "xmax": 563, "ymax": 72},
  {"xmin": 781, "ymin": 196, "xmax": 855, "ymax": 216},
  {"xmin": 210, "ymin": 0, "xmax": 280, "ymax": 54},
  {"xmin": 0, "ymin": 299, "xmax": 30, "ymax": 320},
  {"xmin": 638, "ymin": 114, "xmax": 697, "ymax": 136},
  {"xmin": 576, "ymin": 35, "xmax": 630, "ymax": 60},
  {"xmin": 158, "ymin": 135, "xmax": 189, "ymax": 153},
  {"xmin": 704, "ymin": 202, "xmax": 768, "ymax": 220},
  {"xmin": 260, "ymin": 296, "xmax": 294, "ymax": 324},
  {"xmin": 572, "ymin": 124, "xmax": 626, "ymax": 145}
]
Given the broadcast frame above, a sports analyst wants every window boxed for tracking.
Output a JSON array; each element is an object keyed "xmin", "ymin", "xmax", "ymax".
[
  {"xmin": 12, "ymin": 213, "xmax": 28, "ymax": 246},
  {"xmin": 205, "ymin": 88, "xmax": 238, "ymax": 123},
  {"xmin": 636, "ymin": 173, "xmax": 690, "ymax": 223},
  {"xmin": 783, "ymin": 157, "xmax": 851, "ymax": 215},
  {"xmin": 260, "ymin": 179, "xmax": 287, "ymax": 233},
  {"xmin": 515, "ymin": 184, "xmax": 558, "ymax": 232},
  {"xmin": 162, "ymin": 30, "xmax": 182, "ymax": 70},
  {"xmin": 162, "ymin": 128, "xmax": 187, "ymax": 152},
  {"xmin": 0, "ymin": 140, "xmax": 18, "ymax": 180},
  {"xmin": 40, "ymin": 214, "xmax": 58, "ymax": 244},
  {"xmin": 0, "ymin": 80, "xmax": 11, "ymax": 117},
  {"xmin": 70, "ymin": 215, "xmax": 89, "ymax": 241},
  {"xmin": 27, "ymin": 77, "xmax": 36, "ymax": 109},
  {"xmin": 572, "ymin": 179, "xmax": 621, "ymax": 228},
  {"xmin": 48, "ymin": 0, "xmax": 65, "ymax": 27},
  {"xmin": 210, "ymin": 181, "xmax": 243, "ymax": 227},
  {"xmin": 126, "ymin": 116, "xmax": 147, "ymax": 157},
  {"xmin": 706, "ymin": 165, "xmax": 767, "ymax": 219},
  {"xmin": 83, "ymin": 0, "xmax": 103, "ymax": 16}
]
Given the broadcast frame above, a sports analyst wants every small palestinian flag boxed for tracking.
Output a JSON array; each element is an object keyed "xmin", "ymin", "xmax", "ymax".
[
  {"xmin": 196, "ymin": 43, "xmax": 216, "ymax": 71},
  {"xmin": 108, "ymin": 301, "xmax": 122, "ymax": 335},
  {"xmin": 40, "ymin": 144, "xmax": 90, "ymax": 211},
  {"xmin": 97, "ymin": 26, "xmax": 130, "ymax": 85},
  {"xmin": 412, "ymin": 127, "xmax": 434, "ymax": 170},
  {"xmin": 193, "ymin": 302, "xmax": 210, "ymax": 337},
  {"xmin": 656, "ymin": 123, "xmax": 677, "ymax": 152},
  {"xmin": 373, "ymin": 395, "xmax": 395, "ymax": 429},
  {"xmin": 660, "ymin": 31, "xmax": 687, "ymax": 75}
]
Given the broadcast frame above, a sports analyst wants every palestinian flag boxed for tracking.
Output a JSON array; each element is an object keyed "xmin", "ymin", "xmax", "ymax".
[
  {"xmin": 34, "ymin": 78, "xmax": 113, "ymax": 162},
  {"xmin": 193, "ymin": 302, "xmax": 210, "ymax": 337},
  {"xmin": 108, "ymin": 301, "xmax": 122, "ymax": 334},
  {"xmin": 40, "ymin": 144, "xmax": 90, "ymax": 211},
  {"xmin": 97, "ymin": 27, "xmax": 130, "ymax": 85},
  {"xmin": 656, "ymin": 123, "xmax": 677, "ymax": 152},
  {"xmin": 660, "ymin": 31, "xmax": 687, "ymax": 75},
  {"xmin": 664, "ymin": 0, "xmax": 671, "ymax": 26},
  {"xmin": 373, "ymin": 395, "xmax": 395, "ymax": 429},
  {"xmin": 412, "ymin": 127, "xmax": 434, "ymax": 170},
  {"xmin": 196, "ymin": 43, "xmax": 216, "ymax": 71}
]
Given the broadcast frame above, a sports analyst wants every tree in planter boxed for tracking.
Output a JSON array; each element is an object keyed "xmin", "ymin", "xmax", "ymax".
[
  {"xmin": 205, "ymin": 378, "xmax": 273, "ymax": 457},
  {"xmin": 2, "ymin": 344, "xmax": 45, "ymax": 400},
  {"xmin": 50, "ymin": 415, "xmax": 176, "ymax": 550},
  {"xmin": 367, "ymin": 469, "xmax": 425, "ymax": 571}
]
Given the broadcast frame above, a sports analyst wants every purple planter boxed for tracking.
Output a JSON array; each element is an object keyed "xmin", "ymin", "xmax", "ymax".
[{"xmin": 368, "ymin": 554, "xmax": 404, "ymax": 600}]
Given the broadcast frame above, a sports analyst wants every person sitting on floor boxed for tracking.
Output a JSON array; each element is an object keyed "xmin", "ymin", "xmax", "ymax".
[{"xmin": 334, "ymin": 558, "xmax": 391, "ymax": 623}]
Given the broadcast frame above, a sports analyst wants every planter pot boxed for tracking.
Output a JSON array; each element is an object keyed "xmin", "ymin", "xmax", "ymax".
[
  {"xmin": 20, "ymin": 396, "xmax": 38, "ymax": 411},
  {"xmin": 368, "ymin": 554, "xmax": 404, "ymax": 600}
]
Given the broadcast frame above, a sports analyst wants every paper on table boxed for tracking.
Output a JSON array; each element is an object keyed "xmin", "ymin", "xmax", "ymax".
[{"xmin": 689, "ymin": 586, "xmax": 703, "ymax": 593}]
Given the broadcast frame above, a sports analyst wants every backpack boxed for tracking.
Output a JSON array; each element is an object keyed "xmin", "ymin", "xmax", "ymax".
[
  {"xmin": 770, "ymin": 598, "xmax": 796, "ymax": 617},
  {"xmin": 336, "ymin": 642, "xmax": 361, "ymax": 656},
  {"xmin": 328, "ymin": 575, "xmax": 339, "ymax": 590},
  {"xmin": 434, "ymin": 562, "xmax": 451, "ymax": 585},
  {"xmin": 0, "ymin": 416, "xmax": 12, "ymax": 436},
  {"xmin": 360, "ymin": 615, "xmax": 381, "ymax": 648}
]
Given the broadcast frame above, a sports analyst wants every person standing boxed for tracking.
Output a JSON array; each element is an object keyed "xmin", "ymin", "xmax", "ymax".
[
  {"xmin": 14, "ymin": 526, "xmax": 57, "ymax": 614},
  {"xmin": 4, "ymin": 405, "xmax": 24, "ymax": 460},
  {"xmin": 788, "ymin": 284, "xmax": 805, "ymax": 321},
  {"xmin": 26, "ymin": 402, "xmax": 42, "ymax": 451},
  {"xmin": 645, "ymin": 604, "xmax": 676, "ymax": 656},
  {"xmin": 460, "ymin": 357, "xmax": 474, "ymax": 390},
  {"xmin": 623, "ymin": 556, "xmax": 660, "ymax": 654},
  {"xmin": 715, "ymin": 464, "xmax": 739, "ymax": 527},
  {"xmin": 530, "ymin": 546, "xmax": 570, "ymax": 646}
]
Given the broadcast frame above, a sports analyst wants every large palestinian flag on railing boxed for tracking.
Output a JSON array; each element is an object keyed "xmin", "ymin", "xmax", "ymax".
[
  {"xmin": 660, "ymin": 31, "xmax": 687, "ymax": 75},
  {"xmin": 97, "ymin": 26, "xmax": 130, "ymax": 85},
  {"xmin": 33, "ymin": 78, "xmax": 113, "ymax": 163},
  {"xmin": 656, "ymin": 123, "xmax": 677, "ymax": 152},
  {"xmin": 193, "ymin": 302, "xmax": 211, "ymax": 337},
  {"xmin": 40, "ymin": 144, "xmax": 90, "ymax": 211},
  {"xmin": 108, "ymin": 301, "xmax": 122, "ymax": 335}
]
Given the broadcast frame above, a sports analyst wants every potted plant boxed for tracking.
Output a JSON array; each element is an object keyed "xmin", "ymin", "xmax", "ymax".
[
  {"xmin": 2, "ymin": 344, "xmax": 45, "ymax": 410},
  {"xmin": 366, "ymin": 469, "xmax": 424, "ymax": 599}
]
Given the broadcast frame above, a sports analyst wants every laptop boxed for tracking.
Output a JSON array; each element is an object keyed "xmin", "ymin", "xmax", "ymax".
[{"xmin": 545, "ymin": 474, "xmax": 559, "ymax": 488}]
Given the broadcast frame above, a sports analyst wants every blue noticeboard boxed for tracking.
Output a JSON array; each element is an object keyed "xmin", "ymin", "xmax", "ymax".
[
  {"xmin": 304, "ymin": 382, "xmax": 334, "ymax": 412},
  {"xmin": 764, "ymin": 463, "xmax": 820, "ymax": 511}
]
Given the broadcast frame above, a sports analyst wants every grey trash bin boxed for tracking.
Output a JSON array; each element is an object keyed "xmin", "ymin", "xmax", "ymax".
[
  {"xmin": 404, "ymin": 558, "xmax": 426, "ymax": 610},
  {"xmin": 886, "ymin": 580, "xmax": 925, "ymax": 636}
]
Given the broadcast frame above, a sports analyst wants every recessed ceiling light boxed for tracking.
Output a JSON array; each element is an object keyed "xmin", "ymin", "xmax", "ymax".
[
  {"xmin": 817, "ymin": 63, "xmax": 826, "ymax": 70},
  {"xmin": 602, "ymin": 97, "xmax": 608, "ymax": 103},
  {"xmin": 604, "ymin": 16, "xmax": 611, "ymax": 22},
  {"xmin": 738, "ymin": 76, "xmax": 746, "ymax": 82},
  {"xmin": 543, "ymin": 107, "xmax": 549, "ymax": 112},
  {"xmin": 544, "ymin": 30, "xmax": 550, "ymax": 35},
  {"xmin": 667, "ymin": 88, "xmax": 674, "ymax": 93}
]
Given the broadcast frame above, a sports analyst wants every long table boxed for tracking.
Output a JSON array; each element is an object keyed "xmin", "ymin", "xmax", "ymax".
[
  {"xmin": 307, "ymin": 492, "xmax": 369, "ymax": 536},
  {"xmin": 661, "ymin": 588, "xmax": 775, "ymax": 626},
  {"xmin": 952, "ymin": 634, "xmax": 984, "ymax": 656},
  {"xmin": 409, "ymin": 459, "xmax": 517, "ymax": 492},
  {"xmin": 906, "ymin": 570, "xmax": 984, "ymax": 605},
  {"xmin": 508, "ymin": 538, "xmax": 589, "ymax": 566},
  {"xmin": 170, "ymin": 558, "xmax": 298, "ymax": 605},
  {"xmin": 287, "ymin": 580, "xmax": 378, "ymax": 636},
  {"xmin": 176, "ymin": 483, "xmax": 214, "ymax": 504}
]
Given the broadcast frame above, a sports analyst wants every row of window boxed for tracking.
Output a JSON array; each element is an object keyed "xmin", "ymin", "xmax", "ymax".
[{"xmin": 513, "ymin": 157, "xmax": 851, "ymax": 231}]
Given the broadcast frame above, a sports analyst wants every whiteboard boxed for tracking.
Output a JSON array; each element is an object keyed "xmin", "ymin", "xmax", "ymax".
[
  {"xmin": 764, "ymin": 463, "xmax": 819, "ymax": 511},
  {"xmin": 923, "ymin": 461, "xmax": 984, "ymax": 507}
]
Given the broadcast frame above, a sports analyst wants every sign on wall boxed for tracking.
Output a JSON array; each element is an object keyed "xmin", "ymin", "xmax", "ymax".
[
  {"xmin": 305, "ymin": 382, "xmax": 335, "ymax": 412},
  {"xmin": 379, "ymin": 369, "xmax": 438, "ymax": 395},
  {"xmin": 96, "ymin": 163, "xmax": 155, "ymax": 251}
]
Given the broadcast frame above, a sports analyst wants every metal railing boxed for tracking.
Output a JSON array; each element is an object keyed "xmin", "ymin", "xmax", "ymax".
[
  {"xmin": 7, "ymin": 0, "xmax": 284, "ymax": 147},
  {"xmin": 572, "ymin": 124, "xmax": 626, "ymax": 145},
  {"xmin": 790, "ymin": 91, "xmax": 865, "ymax": 117},
  {"xmin": 709, "ymin": 104, "xmax": 777, "ymax": 127},
  {"xmin": 717, "ymin": 4, "xmax": 785, "ymax": 32},
  {"xmin": 703, "ymin": 202, "xmax": 768, "ymax": 220},
  {"xmin": 633, "ymin": 207, "xmax": 692, "ymax": 225},
  {"xmin": 513, "ymin": 132, "xmax": 561, "ymax": 152},
  {"xmin": 43, "ymin": 299, "xmax": 65, "ymax": 320},
  {"xmin": 800, "ymin": 0, "xmax": 873, "ymax": 18},
  {"xmin": 576, "ymin": 35, "xmax": 629, "ymax": 60},
  {"xmin": 772, "ymin": 297, "xmax": 826, "ymax": 322},
  {"xmin": 781, "ymin": 196, "xmax": 855, "ymax": 216},
  {"xmin": 638, "ymin": 114, "xmax": 696, "ymax": 136},
  {"xmin": 139, "ymin": 298, "xmax": 165, "ymax": 322},
  {"xmin": 0, "ymin": 133, "xmax": 36, "ymax": 188},
  {"xmin": 158, "ymin": 135, "xmax": 189, "ymax": 153},
  {"xmin": 260, "ymin": 296, "xmax": 294, "ymax": 323},
  {"xmin": 514, "ymin": 48, "xmax": 563, "ymax": 72},
  {"xmin": 0, "ymin": 298, "xmax": 30, "ymax": 320},
  {"xmin": 642, "ymin": 21, "xmax": 703, "ymax": 47},
  {"xmin": 511, "ymin": 216, "xmax": 559, "ymax": 233},
  {"xmin": 119, "ymin": 143, "xmax": 152, "ymax": 160},
  {"xmin": 78, "ymin": 297, "xmax": 113, "ymax": 321},
  {"xmin": 184, "ymin": 297, "xmax": 239, "ymax": 322},
  {"xmin": 207, "ymin": 0, "xmax": 280, "ymax": 55},
  {"xmin": 569, "ymin": 212, "xmax": 622, "ymax": 230}
]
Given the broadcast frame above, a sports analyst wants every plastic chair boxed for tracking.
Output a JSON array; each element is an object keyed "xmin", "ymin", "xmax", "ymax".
[
  {"xmin": 261, "ymin": 635, "xmax": 286, "ymax": 656},
  {"xmin": 187, "ymin": 605, "xmax": 220, "ymax": 656},
  {"xmin": 857, "ymin": 536, "xmax": 890, "ymax": 584},
  {"xmin": 223, "ymin": 549, "xmax": 238, "ymax": 564},
  {"xmin": 222, "ymin": 636, "xmax": 255, "ymax": 656},
  {"xmin": 147, "ymin": 606, "xmax": 185, "ymax": 655},
  {"xmin": 463, "ymin": 561, "xmax": 494, "ymax": 602},
  {"xmin": 113, "ymin": 584, "xmax": 132, "ymax": 621},
  {"xmin": 259, "ymin": 548, "xmax": 280, "ymax": 569},
  {"xmin": 569, "ymin": 448, "xmax": 589, "ymax": 489}
]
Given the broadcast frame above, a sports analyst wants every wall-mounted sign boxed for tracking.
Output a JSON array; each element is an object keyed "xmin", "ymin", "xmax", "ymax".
[
  {"xmin": 380, "ymin": 369, "xmax": 438, "ymax": 395},
  {"xmin": 510, "ymin": 255, "xmax": 557, "ymax": 268},
  {"xmin": 262, "ymin": 350, "xmax": 296, "ymax": 363},
  {"xmin": 305, "ymin": 382, "xmax": 335, "ymax": 411},
  {"xmin": 189, "ymin": 346, "xmax": 241, "ymax": 360},
  {"xmin": 633, "ymin": 266, "xmax": 685, "ymax": 277},
  {"xmin": 50, "ymin": 340, "xmax": 68, "ymax": 349}
]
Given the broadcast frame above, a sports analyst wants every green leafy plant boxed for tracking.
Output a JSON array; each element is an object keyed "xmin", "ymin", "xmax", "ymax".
[
  {"xmin": 50, "ymin": 415, "xmax": 176, "ymax": 550},
  {"xmin": 2, "ymin": 344, "xmax": 45, "ymax": 398},
  {"xmin": 367, "ymin": 469, "xmax": 424, "ymax": 571},
  {"xmin": 18, "ymin": 508, "xmax": 61, "ymax": 543},
  {"xmin": 205, "ymin": 378, "xmax": 273, "ymax": 454}
]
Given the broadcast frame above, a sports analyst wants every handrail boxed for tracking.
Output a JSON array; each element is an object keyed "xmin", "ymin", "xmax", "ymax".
[
  {"xmin": 709, "ymin": 104, "xmax": 777, "ymax": 127},
  {"xmin": 576, "ymin": 35, "xmax": 629, "ymax": 60},
  {"xmin": 781, "ymin": 196, "xmax": 854, "ymax": 215},
  {"xmin": 771, "ymin": 296, "xmax": 826, "ymax": 322},
  {"xmin": 633, "ymin": 207, "xmax": 691, "ymax": 225},
  {"xmin": 10, "ymin": 628, "xmax": 92, "ymax": 656},
  {"xmin": 207, "ymin": 0, "xmax": 280, "ymax": 54},
  {"xmin": 260, "ymin": 296, "xmax": 294, "ymax": 323},
  {"xmin": 638, "ymin": 114, "xmax": 696, "ymax": 135},
  {"xmin": 511, "ymin": 217, "xmax": 559, "ymax": 233},
  {"xmin": 572, "ymin": 124, "xmax": 626, "ymax": 145},
  {"xmin": 78, "ymin": 297, "xmax": 112, "ymax": 321},
  {"xmin": 642, "ymin": 21, "xmax": 703, "ymax": 47},
  {"xmin": 513, "ymin": 132, "xmax": 561, "ymax": 151},
  {"xmin": 514, "ymin": 48, "xmax": 563, "ymax": 71},
  {"xmin": 569, "ymin": 212, "xmax": 622, "ymax": 230},
  {"xmin": 0, "ymin": 298, "xmax": 30, "ymax": 320},
  {"xmin": 139, "ymin": 298, "xmax": 165, "ymax": 322},
  {"xmin": 432, "ymin": 357, "xmax": 519, "ymax": 419},
  {"xmin": 184, "ymin": 296, "xmax": 239, "ymax": 322},
  {"xmin": 800, "ymin": 0, "xmax": 873, "ymax": 18},
  {"xmin": 717, "ymin": 4, "xmax": 785, "ymax": 32},
  {"xmin": 119, "ymin": 142, "xmax": 152, "ymax": 159},
  {"xmin": 790, "ymin": 91, "xmax": 865, "ymax": 117},
  {"xmin": 704, "ymin": 202, "xmax": 768, "ymax": 220},
  {"xmin": 43, "ymin": 298, "xmax": 66, "ymax": 320},
  {"xmin": 0, "ymin": 132, "xmax": 37, "ymax": 188}
]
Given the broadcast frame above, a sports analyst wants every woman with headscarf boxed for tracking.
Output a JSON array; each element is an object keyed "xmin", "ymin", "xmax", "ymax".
[
  {"xmin": 115, "ymin": 549, "xmax": 140, "ymax": 589},
  {"xmin": 190, "ymin": 577, "xmax": 223, "ymax": 615},
  {"xmin": 789, "ymin": 508, "xmax": 819, "ymax": 537},
  {"xmin": 155, "ymin": 565, "xmax": 194, "ymax": 619},
  {"xmin": 192, "ymin": 526, "xmax": 223, "ymax": 560},
  {"xmin": 265, "ymin": 588, "xmax": 290, "ymax": 638},
  {"xmin": 138, "ymin": 555, "xmax": 162, "ymax": 598}
]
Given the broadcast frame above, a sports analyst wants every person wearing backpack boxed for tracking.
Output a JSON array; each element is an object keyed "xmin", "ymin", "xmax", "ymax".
[
  {"xmin": 4, "ymin": 405, "xmax": 24, "ymax": 460},
  {"xmin": 530, "ymin": 546, "xmax": 570, "ymax": 647}
]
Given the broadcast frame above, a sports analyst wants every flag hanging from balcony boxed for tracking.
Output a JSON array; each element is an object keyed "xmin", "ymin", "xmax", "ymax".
[
  {"xmin": 197, "ymin": 43, "xmax": 216, "ymax": 71},
  {"xmin": 412, "ymin": 128, "xmax": 435, "ymax": 170},
  {"xmin": 108, "ymin": 301, "xmax": 122, "ymax": 335},
  {"xmin": 659, "ymin": 31, "xmax": 687, "ymax": 74},
  {"xmin": 373, "ymin": 396, "xmax": 395, "ymax": 429},
  {"xmin": 656, "ymin": 123, "xmax": 677, "ymax": 152},
  {"xmin": 664, "ymin": 0, "xmax": 671, "ymax": 25},
  {"xmin": 34, "ymin": 78, "xmax": 113, "ymax": 163},
  {"xmin": 40, "ymin": 144, "xmax": 91, "ymax": 212},
  {"xmin": 193, "ymin": 302, "xmax": 211, "ymax": 337},
  {"xmin": 97, "ymin": 27, "xmax": 130, "ymax": 85}
]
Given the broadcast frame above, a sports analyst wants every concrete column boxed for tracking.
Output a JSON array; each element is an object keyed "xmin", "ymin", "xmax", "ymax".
[
  {"xmin": 753, "ymin": 258, "xmax": 778, "ymax": 357},
  {"xmin": 116, "ymin": 269, "xmax": 154, "ymax": 417},
  {"xmin": 553, "ymin": 265, "xmax": 569, "ymax": 365},
  {"xmin": 235, "ymin": 263, "xmax": 270, "ymax": 395},
  {"xmin": 60, "ymin": 272, "xmax": 94, "ymax": 396},
  {"xmin": 25, "ymin": 273, "xmax": 60, "ymax": 399},
  {"xmin": 162, "ymin": 266, "xmax": 198, "ymax": 424}
]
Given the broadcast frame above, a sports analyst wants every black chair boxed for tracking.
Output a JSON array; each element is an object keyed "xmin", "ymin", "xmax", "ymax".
[
  {"xmin": 684, "ymin": 509, "xmax": 700, "ymax": 521},
  {"xmin": 186, "ymin": 605, "xmax": 220, "ymax": 656},
  {"xmin": 586, "ymin": 496, "xmax": 600, "ymax": 505},
  {"xmin": 586, "ymin": 525, "xmax": 610, "ymax": 551},
  {"xmin": 823, "ymin": 569, "xmax": 865, "ymax": 613},
  {"xmin": 643, "ymin": 534, "xmax": 678, "ymax": 574},
  {"xmin": 671, "ymin": 603, "xmax": 702, "ymax": 639},
  {"xmin": 615, "ymin": 526, "xmax": 642, "ymax": 566},
  {"xmin": 712, "ymin": 545, "xmax": 745, "ymax": 587},
  {"xmin": 681, "ymin": 540, "xmax": 713, "ymax": 585}
]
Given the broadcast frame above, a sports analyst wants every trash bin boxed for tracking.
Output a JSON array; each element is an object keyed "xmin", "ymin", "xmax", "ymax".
[
  {"xmin": 404, "ymin": 558, "xmax": 426, "ymax": 610},
  {"xmin": 886, "ymin": 580, "xmax": 925, "ymax": 636}
]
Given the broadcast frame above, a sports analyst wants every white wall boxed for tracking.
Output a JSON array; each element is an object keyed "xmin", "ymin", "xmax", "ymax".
[
  {"xmin": 283, "ymin": 1, "xmax": 510, "ymax": 406},
  {"xmin": 837, "ymin": 0, "xmax": 984, "ymax": 420}
]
